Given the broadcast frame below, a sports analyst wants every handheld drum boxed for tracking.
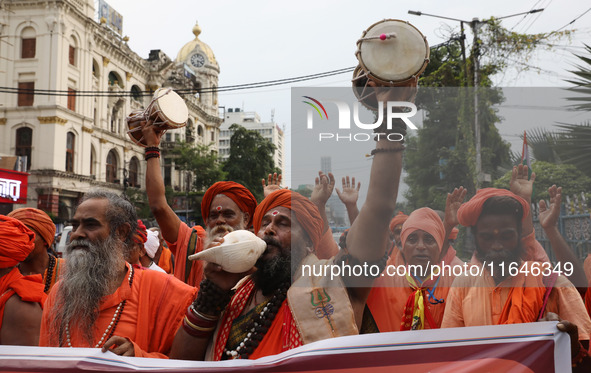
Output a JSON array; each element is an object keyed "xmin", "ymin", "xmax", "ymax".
[
  {"xmin": 352, "ymin": 19, "xmax": 429, "ymax": 110},
  {"xmin": 126, "ymin": 87, "xmax": 189, "ymax": 147}
]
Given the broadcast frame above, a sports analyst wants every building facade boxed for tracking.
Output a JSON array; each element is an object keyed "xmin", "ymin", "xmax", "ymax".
[
  {"xmin": 0, "ymin": 0, "xmax": 221, "ymax": 220},
  {"xmin": 219, "ymin": 108, "xmax": 285, "ymax": 176}
]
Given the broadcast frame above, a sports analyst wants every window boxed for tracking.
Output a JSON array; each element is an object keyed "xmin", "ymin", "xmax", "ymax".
[
  {"xmin": 69, "ymin": 45, "xmax": 76, "ymax": 66},
  {"xmin": 90, "ymin": 146, "xmax": 96, "ymax": 177},
  {"xmin": 21, "ymin": 27, "xmax": 36, "ymax": 59},
  {"xmin": 15, "ymin": 127, "xmax": 33, "ymax": 171},
  {"xmin": 21, "ymin": 38, "xmax": 36, "ymax": 59},
  {"xmin": 67, "ymin": 88, "xmax": 76, "ymax": 111},
  {"xmin": 131, "ymin": 85, "xmax": 142, "ymax": 101},
  {"xmin": 211, "ymin": 131, "xmax": 214, "ymax": 142},
  {"xmin": 128, "ymin": 157, "xmax": 139, "ymax": 188},
  {"xmin": 106, "ymin": 150, "xmax": 118, "ymax": 183},
  {"xmin": 18, "ymin": 82, "xmax": 34, "ymax": 106},
  {"xmin": 65, "ymin": 132, "xmax": 75, "ymax": 172}
]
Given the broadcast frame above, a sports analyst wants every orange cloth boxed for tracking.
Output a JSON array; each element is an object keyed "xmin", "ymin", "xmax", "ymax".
[
  {"xmin": 457, "ymin": 188, "xmax": 530, "ymax": 227},
  {"xmin": 40, "ymin": 265, "xmax": 197, "ymax": 358},
  {"xmin": 7, "ymin": 208, "xmax": 56, "ymax": 247},
  {"xmin": 166, "ymin": 222, "xmax": 206, "ymax": 288},
  {"xmin": 0, "ymin": 267, "xmax": 46, "ymax": 333},
  {"xmin": 201, "ymin": 182, "xmax": 257, "ymax": 226},
  {"xmin": 389, "ymin": 211, "xmax": 408, "ymax": 233},
  {"xmin": 0, "ymin": 215, "xmax": 35, "ymax": 268},
  {"xmin": 400, "ymin": 207, "xmax": 446, "ymax": 251},
  {"xmin": 441, "ymin": 262, "xmax": 591, "ymax": 341},
  {"xmin": 448, "ymin": 227, "xmax": 459, "ymax": 240},
  {"xmin": 211, "ymin": 277, "xmax": 302, "ymax": 360},
  {"xmin": 367, "ymin": 248, "xmax": 463, "ymax": 332},
  {"xmin": 158, "ymin": 247, "xmax": 174, "ymax": 275},
  {"xmin": 315, "ymin": 228, "xmax": 339, "ymax": 260},
  {"xmin": 252, "ymin": 190, "xmax": 323, "ymax": 250},
  {"xmin": 584, "ymin": 254, "xmax": 591, "ymax": 316}
]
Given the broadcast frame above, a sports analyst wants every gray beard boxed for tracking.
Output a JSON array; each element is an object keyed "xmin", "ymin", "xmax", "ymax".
[
  {"xmin": 50, "ymin": 234, "xmax": 125, "ymax": 346},
  {"xmin": 204, "ymin": 224, "xmax": 235, "ymax": 248}
]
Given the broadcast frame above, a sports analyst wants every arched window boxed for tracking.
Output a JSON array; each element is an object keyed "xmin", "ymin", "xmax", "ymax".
[
  {"xmin": 65, "ymin": 132, "xmax": 75, "ymax": 172},
  {"xmin": 15, "ymin": 127, "xmax": 33, "ymax": 170},
  {"xmin": 106, "ymin": 150, "xmax": 118, "ymax": 183},
  {"xmin": 69, "ymin": 36, "xmax": 77, "ymax": 66},
  {"xmin": 128, "ymin": 157, "xmax": 139, "ymax": 188},
  {"xmin": 90, "ymin": 145, "xmax": 96, "ymax": 178},
  {"xmin": 131, "ymin": 85, "xmax": 142, "ymax": 102},
  {"xmin": 21, "ymin": 27, "xmax": 36, "ymax": 59},
  {"xmin": 92, "ymin": 59, "xmax": 100, "ymax": 79},
  {"xmin": 108, "ymin": 71, "xmax": 123, "ymax": 88},
  {"xmin": 197, "ymin": 125, "xmax": 203, "ymax": 137}
]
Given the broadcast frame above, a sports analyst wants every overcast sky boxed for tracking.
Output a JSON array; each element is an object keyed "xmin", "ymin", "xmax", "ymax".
[{"xmin": 104, "ymin": 0, "xmax": 591, "ymax": 188}]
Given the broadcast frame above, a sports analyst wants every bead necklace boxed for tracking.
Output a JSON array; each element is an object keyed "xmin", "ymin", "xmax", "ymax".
[
  {"xmin": 224, "ymin": 282, "xmax": 289, "ymax": 359},
  {"xmin": 65, "ymin": 263, "xmax": 134, "ymax": 348},
  {"xmin": 44, "ymin": 254, "xmax": 56, "ymax": 293}
]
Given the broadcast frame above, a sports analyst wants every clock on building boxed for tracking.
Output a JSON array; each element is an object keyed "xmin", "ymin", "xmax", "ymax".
[{"xmin": 190, "ymin": 53, "xmax": 206, "ymax": 68}]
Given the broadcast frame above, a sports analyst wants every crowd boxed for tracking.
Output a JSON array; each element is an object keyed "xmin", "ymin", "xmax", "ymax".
[{"xmin": 0, "ymin": 84, "xmax": 590, "ymax": 371}]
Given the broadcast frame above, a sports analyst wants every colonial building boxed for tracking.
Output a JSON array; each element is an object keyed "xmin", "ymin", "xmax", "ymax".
[
  {"xmin": 219, "ymin": 109, "xmax": 285, "ymax": 176},
  {"xmin": 0, "ymin": 0, "xmax": 221, "ymax": 220}
]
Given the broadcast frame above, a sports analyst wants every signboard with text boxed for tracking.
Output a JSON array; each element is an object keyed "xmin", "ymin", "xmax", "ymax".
[{"xmin": 0, "ymin": 168, "xmax": 28, "ymax": 204}]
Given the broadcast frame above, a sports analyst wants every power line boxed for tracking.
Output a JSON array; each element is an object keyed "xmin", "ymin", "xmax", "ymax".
[{"xmin": 555, "ymin": 7, "xmax": 591, "ymax": 32}]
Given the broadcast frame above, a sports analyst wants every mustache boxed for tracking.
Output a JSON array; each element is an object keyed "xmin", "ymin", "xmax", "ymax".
[
  {"xmin": 66, "ymin": 239, "xmax": 93, "ymax": 252},
  {"xmin": 263, "ymin": 236, "xmax": 283, "ymax": 250}
]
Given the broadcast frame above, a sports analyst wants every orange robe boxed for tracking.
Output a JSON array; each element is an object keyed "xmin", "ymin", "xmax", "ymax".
[
  {"xmin": 157, "ymin": 247, "xmax": 174, "ymax": 275},
  {"xmin": 40, "ymin": 265, "xmax": 197, "ymax": 358},
  {"xmin": 441, "ymin": 261, "xmax": 591, "ymax": 341},
  {"xmin": 367, "ymin": 248, "xmax": 464, "ymax": 332},
  {"xmin": 0, "ymin": 268, "xmax": 46, "ymax": 333},
  {"xmin": 167, "ymin": 222, "xmax": 206, "ymax": 288}
]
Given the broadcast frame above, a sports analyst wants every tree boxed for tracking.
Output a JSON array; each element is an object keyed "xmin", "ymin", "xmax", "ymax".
[
  {"xmin": 493, "ymin": 161, "xmax": 591, "ymax": 201},
  {"xmin": 168, "ymin": 141, "xmax": 226, "ymax": 191},
  {"xmin": 223, "ymin": 124, "xmax": 279, "ymax": 201}
]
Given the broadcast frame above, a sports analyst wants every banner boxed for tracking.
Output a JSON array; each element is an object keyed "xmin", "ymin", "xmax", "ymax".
[
  {"xmin": 0, "ymin": 168, "xmax": 28, "ymax": 204},
  {"xmin": 0, "ymin": 322, "xmax": 570, "ymax": 372}
]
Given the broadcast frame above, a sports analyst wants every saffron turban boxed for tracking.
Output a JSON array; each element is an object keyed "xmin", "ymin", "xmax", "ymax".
[
  {"xmin": 457, "ymin": 188, "xmax": 530, "ymax": 227},
  {"xmin": 144, "ymin": 230, "xmax": 159, "ymax": 259},
  {"xmin": 400, "ymin": 208, "xmax": 446, "ymax": 252},
  {"xmin": 201, "ymin": 181, "xmax": 257, "ymax": 225},
  {"xmin": 389, "ymin": 211, "xmax": 408, "ymax": 233},
  {"xmin": 252, "ymin": 189, "xmax": 323, "ymax": 250},
  {"xmin": 0, "ymin": 215, "xmax": 35, "ymax": 268},
  {"xmin": 7, "ymin": 207, "xmax": 56, "ymax": 247},
  {"xmin": 133, "ymin": 220, "xmax": 147, "ymax": 245}
]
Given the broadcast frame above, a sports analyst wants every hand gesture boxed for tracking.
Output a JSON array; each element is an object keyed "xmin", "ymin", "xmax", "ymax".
[
  {"xmin": 262, "ymin": 173, "xmax": 283, "ymax": 198},
  {"xmin": 444, "ymin": 187, "xmax": 467, "ymax": 230},
  {"xmin": 310, "ymin": 171, "xmax": 335, "ymax": 207},
  {"xmin": 539, "ymin": 185, "xmax": 562, "ymax": 229},
  {"xmin": 335, "ymin": 176, "xmax": 361, "ymax": 207},
  {"xmin": 140, "ymin": 119, "xmax": 166, "ymax": 147},
  {"xmin": 510, "ymin": 164, "xmax": 536, "ymax": 202},
  {"xmin": 101, "ymin": 336, "xmax": 135, "ymax": 356}
]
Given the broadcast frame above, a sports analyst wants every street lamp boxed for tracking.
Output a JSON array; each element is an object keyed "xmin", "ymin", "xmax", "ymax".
[{"xmin": 408, "ymin": 8, "xmax": 544, "ymax": 188}]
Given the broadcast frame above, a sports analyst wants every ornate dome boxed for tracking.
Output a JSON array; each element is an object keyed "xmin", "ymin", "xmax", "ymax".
[{"xmin": 176, "ymin": 22, "xmax": 218, "ymax": 69}]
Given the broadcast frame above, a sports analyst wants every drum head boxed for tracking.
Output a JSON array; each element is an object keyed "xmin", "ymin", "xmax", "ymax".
[
  {"xmin": 151, "ymin": 88, "xmax": 189, "ymax": 126},
  {"xmin": 358, "ymin": 19, "xmax": 429, "ymax": 83}
]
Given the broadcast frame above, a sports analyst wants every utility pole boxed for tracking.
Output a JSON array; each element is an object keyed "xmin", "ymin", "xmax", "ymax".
[{"xmin": 408, "ymin": 9, "xmax": 544, "ymax": 188}]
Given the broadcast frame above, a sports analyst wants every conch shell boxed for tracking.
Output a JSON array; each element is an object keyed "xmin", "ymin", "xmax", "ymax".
[{"xmin": 188, "ymin": 230, "xmax": 266, "ymax": 273}]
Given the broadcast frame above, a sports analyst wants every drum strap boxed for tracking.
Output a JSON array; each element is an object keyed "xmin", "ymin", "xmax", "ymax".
[{"xmin": 185, "ymin": 228, "xmax": 200, "ymax": 283}]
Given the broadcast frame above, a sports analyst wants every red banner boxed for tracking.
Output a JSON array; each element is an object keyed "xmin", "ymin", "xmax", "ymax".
[
  {"xmin": 0, "ymin": 322, "xmax": 570, "ymax": 372},
  {"xmin": 0, "ymin": 168, "xmax": 28, "ymax": 204}
]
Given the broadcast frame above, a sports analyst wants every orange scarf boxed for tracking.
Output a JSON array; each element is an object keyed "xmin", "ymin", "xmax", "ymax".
[
  {"xmin": 0, "ymin": 268, "xmax": 46, "ymax": 330},
  {"xmin": 157, "ymin": 247, "xmax": 174, "ymax": 274},
  {"xmin": 213, "ymin": 278, "xmax": 302, "ymax": 360},
  {"xmin": 497, "ymin": 266, "xmax": 546, "ymax": 324}
]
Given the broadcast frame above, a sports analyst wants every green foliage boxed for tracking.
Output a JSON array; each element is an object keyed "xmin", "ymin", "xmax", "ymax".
[
  {"xmin": 565, "ymin": 44, "xmax": 591, "ymax": 111},
  {"xmin": 168, "ymin": 141, "xmax": 226, "ymax": 191},
  {"xmin": 223, "ymin": 124, "xmax": 278, "ymax": 201},
  {"xmin": 493, "ymin": 161, "xmax": 591, "ymax": 201},
  {"xmin": 123, "ymin": 187, "xmax": 152, "ymax": 219}
]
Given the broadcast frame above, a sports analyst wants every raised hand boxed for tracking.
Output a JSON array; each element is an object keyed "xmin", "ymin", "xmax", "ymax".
[
  {"xmin": 262, "ymin": 173, "xmax": 283, "ymax": 198},
  {"xmin": 539, "ymin": 185, "xmax": 562, "ymax": 229},
  {"xmin": 335, "ymin": 176, "xmax": 361, "ymax": 207},
  {"xmin": 310, "ymin": 171, "xmax": 335, "ymax": 207},
  {"xmin": 444, "ymin": 186, "xmax": 467, "ymax": 230},
  {"xmin": 510, "ymin": 164, "xmax": 536, "ymax": 202},
  {"xmin": 140, "ymin": 119, "xmax": 166, "ymax": 148}
]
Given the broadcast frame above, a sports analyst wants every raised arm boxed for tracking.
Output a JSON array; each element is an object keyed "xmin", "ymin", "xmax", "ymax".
[
  {"xmin": 262, "ymin": 173, "xmax": 284, "ymax": 198},
  {"xmin": 539, "ymin": 185, "xmax": 587, "ymax": 288},
  {"xmin": 310, "ymin": 171, "xmax": 335, "ymax": 233},
  {"xmin": 510, "ymin": 164, "xmax": 535, "ymax": 237},
  {"xmin": 141, "ymin": 122, "xmax": 182, "ymax": 244},
  {"xmin": 440, "ymin": 187, "xmax": 467, "ymax": 261},
  {"xmin": 336, "ymin": 175, "xmax": 361, "ymax": 225}
]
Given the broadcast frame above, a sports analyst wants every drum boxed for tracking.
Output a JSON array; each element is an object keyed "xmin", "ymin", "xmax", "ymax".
[
  {"xmin": 352, "ymin": 19, "xmax": 429, "ymax": 109},
  {"xmin": 126, "ymin": 87, "xmax": 189, "ymax": 147}
]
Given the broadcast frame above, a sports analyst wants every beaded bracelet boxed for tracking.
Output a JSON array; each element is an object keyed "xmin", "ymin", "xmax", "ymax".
[
  {"xmin": 193, "ymin": 279, "xmax": 235, "ymax": 317},
  {"xmin": 145, "ymin": 146, "xmax": 160, "ymax": 152},
  {"xmin": 145, "ymin": 152, "xmax": 160, "ymax": 161},
  {"xmin": 370, "ymin": 146, "xmax": 406, "ymax": 156}
]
